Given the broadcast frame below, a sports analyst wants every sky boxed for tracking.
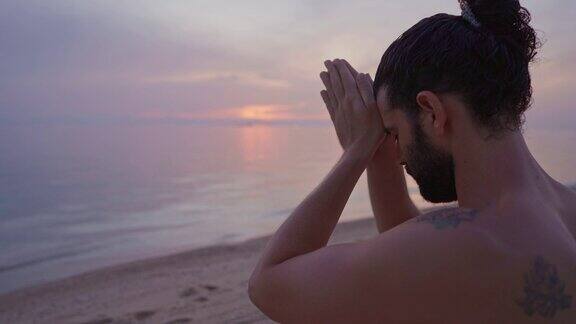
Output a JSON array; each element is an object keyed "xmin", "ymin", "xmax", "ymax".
[{"xmin": 0, "ymin": 0, "xmax": 575, "ymax": 128}]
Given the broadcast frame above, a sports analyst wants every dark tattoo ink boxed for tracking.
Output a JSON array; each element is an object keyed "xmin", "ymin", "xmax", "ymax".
[
  {"xmin": 415, "ymin": 207, "xmax": 478, "ymax": 230},
  {"xmin": 516, "ymin": 256, "xmax": 572, "ymax": 318}
]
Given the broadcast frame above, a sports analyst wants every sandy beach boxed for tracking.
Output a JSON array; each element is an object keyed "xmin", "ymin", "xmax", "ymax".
[{"xmin": 0, "ymin": 214, "xmax": 395, "ymax": 324}]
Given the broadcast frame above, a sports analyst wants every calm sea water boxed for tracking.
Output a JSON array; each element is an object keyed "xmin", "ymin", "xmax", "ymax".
[{"xmin": 0, "ymin": 122, "xmax": 575, "ymax": 294}]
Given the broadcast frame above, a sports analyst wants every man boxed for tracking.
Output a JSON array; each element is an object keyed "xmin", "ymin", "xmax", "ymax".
[{"xmin": 248, "ymin": 0, "xmax": 576, "ymax": 322}]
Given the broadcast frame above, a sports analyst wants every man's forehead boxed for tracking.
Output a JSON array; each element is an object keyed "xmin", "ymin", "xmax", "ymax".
[
  {"xmin": 376, "ymin": 86, "xmax": 392, "ymax": 114},
  {"xmin": 375, "ymin": 86, "xmax": 399, "ymax": 133}
]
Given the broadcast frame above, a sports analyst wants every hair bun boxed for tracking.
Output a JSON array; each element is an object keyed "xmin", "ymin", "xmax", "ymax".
[{"xmin": 459, "ymin": 0, "xmax": 539, "ymax": 62}]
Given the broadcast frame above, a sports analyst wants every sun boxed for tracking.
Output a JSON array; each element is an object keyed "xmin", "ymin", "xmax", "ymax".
[{"xmin": 237, "ymin": 105, "xmax": 287, "ymax": 121}]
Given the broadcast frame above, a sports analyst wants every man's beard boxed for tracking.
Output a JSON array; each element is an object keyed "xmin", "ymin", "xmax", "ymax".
[{"xmin": 404, "ymin": 121, "xmax": 457, "ymax": 203}]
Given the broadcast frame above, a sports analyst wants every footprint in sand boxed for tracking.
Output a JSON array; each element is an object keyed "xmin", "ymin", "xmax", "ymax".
[
  {"xmin": 195, "ymin": 296, "xmax": 209, "ymax": 303},
  {"xmin": 80, "ymin": 317, "xmax": 114, "ymax": 324},
  {"xmin": 164, "ymin": 318, "xmax": 193, "ymax": 324},
  {"xmin": 201, "ymin": 284, "xmax": 218, "ymax": 292},
  {"xmin": 134, "ymin": 310, "xmax": 156, "ymax": 320},
  {"xmin": 179, "ymin": 287, "xmax": 198, "ymax": 298}
]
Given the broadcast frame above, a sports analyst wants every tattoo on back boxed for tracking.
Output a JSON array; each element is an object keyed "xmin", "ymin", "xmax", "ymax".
[
  {"xmin": 516, "ymin": 256, "xmax": 572, "ymax": 318},
  {"xmin": 415, "ymin": 207, "xmax": 478, "ymax": 230}
]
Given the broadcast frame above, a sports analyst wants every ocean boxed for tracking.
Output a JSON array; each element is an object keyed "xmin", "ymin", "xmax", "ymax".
[{"xmin": 0, "ymin": 122, "xmax": 575, "ymax": 294}]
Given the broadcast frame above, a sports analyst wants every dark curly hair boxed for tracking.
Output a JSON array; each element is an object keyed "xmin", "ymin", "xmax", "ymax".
[{"xmin": 373, "ymin": 0, "xmax": 541, "ymax": 139}]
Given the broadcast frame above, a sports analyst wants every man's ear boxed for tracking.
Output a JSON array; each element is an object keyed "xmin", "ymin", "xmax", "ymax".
[{"xmin": 415, "ymin": 91, "xmax": 448, "ymax": 136}]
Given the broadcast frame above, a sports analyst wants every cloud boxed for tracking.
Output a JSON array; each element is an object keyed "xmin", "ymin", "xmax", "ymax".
[
  {"xmin": 142, "ymin": 71, "xmax": 292, "ymax": 89},
  {"xmin": 0, "ymin": 0, "xmax": 575, "ymax": 126}
]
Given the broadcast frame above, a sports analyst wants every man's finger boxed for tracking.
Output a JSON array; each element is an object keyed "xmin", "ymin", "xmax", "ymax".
[
  {"xmin": 320, "ymin": 71, "xmax": 331, "ymax": 90},
  {"xmin": 357, "ymin": 73, "xmax": 377, "ymax": 110},
  {"xmin": 367, "ymin": 73, "xmax": 374, "ymax": 89},
  {"xmin": 334, "ymin": 59, "xmax": 361, "ymax": 99},
  {"xmin": 320, "ymin": 90, "xmax": 335, "ymax": 122},
  {"xmin": 342, "ymin": 59, "xmax": 359, "ymax": 78},
  {"xmin": 364, "ymin": 73, "xmax": 377, "ymax": 104},
  {"xmin": 320, "ymin": 71, "xmax": 338, "ymax": 109},
  {"xmin": 324, "ymin": 60, "xmax": 344, "ymax": 100}
]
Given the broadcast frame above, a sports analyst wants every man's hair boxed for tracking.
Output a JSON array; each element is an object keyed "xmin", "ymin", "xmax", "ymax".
[{"xmin": 373, "ymin": 0, "xmax": 540, "ymax": 138}]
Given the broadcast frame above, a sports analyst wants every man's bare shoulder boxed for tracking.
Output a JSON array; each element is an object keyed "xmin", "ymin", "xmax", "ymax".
[
  {"xmin": 366, "ymin": 206, "xmax": 499, "ymax": 275},
  {"xmin": 372, "ymin": 206, "xmax": 492, "ymax": 248},
  {"xmin": 368, "ymin": 206, "xmax": 501, "ymax": 269},
  {"xmin": 411, "ymin": 205, "xmax": 481, "ymax": 229},
  {"xmin": 363, "ymin": 206, "xmax": 576, "ymax": 322}
]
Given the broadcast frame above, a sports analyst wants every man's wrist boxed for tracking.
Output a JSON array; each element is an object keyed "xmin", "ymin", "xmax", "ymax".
[
  {"xmin": 342, "ymin": 143, "xmax": 374, "ymax": 168},
  {"xmin": 367, "ymin": 156, "xmax": 410, "ymax": 194},
  {"xmin": 368, "ymin": 155, "xmax": 398, "ymax": 170}
]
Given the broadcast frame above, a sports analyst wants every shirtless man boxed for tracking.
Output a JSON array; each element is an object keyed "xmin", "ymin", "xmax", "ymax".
[{"xmin": 248, "ymin": 0, "xmax": 576, "ymax": 322}]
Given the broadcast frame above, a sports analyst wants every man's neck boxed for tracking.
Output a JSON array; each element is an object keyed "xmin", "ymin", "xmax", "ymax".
[{"xmin": 454, "ymin": 131, "xmax": 550, "ymax": 210}]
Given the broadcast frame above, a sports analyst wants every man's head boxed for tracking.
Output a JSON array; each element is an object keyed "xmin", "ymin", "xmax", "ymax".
[
  {"xmin": 377, "ymin": 87, "xmax": 458, "ymax": 203},
  {"xmin": 374, "ymin": 0, "xmax": 539, "ymax": 203}
]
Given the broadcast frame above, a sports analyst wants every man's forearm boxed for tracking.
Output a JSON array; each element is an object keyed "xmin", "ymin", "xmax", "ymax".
[
  {"xmin": 367, "ymin": 158, "xmax": 420, "ymax": 233},
  {"xmin": 251, "ymin": 144, "xmax": 370, "ymax": 275}
]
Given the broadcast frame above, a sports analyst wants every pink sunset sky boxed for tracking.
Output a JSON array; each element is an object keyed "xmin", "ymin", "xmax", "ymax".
[{"xmin": 1, "ymin": 0, "xmax": 574, "ymax": 128}]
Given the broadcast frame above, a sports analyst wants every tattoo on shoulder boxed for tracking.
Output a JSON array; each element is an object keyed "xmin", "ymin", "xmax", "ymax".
[
  {"xmin": 415, "ymin": 207, "xmax": 478, "ymax": 230},
  {"xmin": 516, "ymin": 255, "xmax": 572, "ymax": 318}
]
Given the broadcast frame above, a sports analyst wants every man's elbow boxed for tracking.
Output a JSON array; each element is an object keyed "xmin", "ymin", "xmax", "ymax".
[
  {"xmin": 247, "ymin": 275, "xmax": 261, "ymax": 306},
  {"xmin": 247, "ymin": 274, "xmax": 284, "ymax": 322},
  {"xmin": 248, "ymin": 262, "xmax": 268, "ymax": 301},
  {"xmin": 248, "ymin": 273, "xmax": 268, "ymax": 311}
]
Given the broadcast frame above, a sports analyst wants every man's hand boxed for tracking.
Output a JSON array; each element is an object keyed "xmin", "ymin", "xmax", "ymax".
[
  {"xmin": 319, "ymin": 59, "xmax": 386, "ymax": 161},
  {"xmin": 320, "ymin": 59, "xmax": 419, "ymax": 232},
  {"xmin": 320, "ymin": 59, "xmax": 400, "ymax": 164}
]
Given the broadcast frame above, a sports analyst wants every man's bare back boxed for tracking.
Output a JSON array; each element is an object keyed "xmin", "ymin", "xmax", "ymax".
[
  {"xmin": 377, "ymin": 180, "xmax": 576, "ymax": 323},
  {"xmin": 476, "ymin": 180, "xmax": 576, "ymax": 322}
]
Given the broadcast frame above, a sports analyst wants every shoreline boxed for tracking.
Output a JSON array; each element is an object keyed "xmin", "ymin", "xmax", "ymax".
[{"xmin": 0, "ymin": 213, "xmax": 408, "ymax": 324}]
